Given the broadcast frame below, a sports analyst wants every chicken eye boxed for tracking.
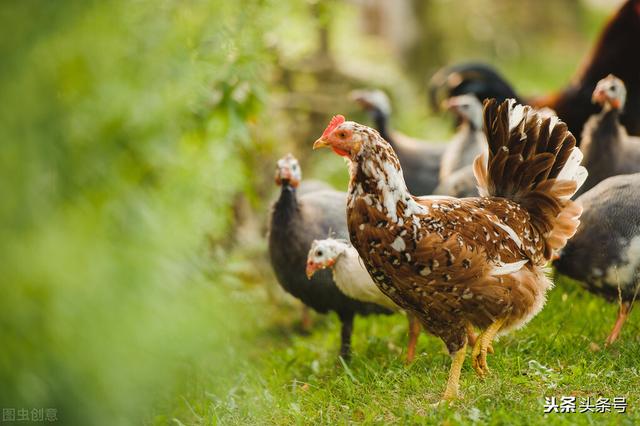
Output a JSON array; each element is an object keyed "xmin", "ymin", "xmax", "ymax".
[
  {"xmin": 316, "ymin": 250, "xmax": 323, "ymax": 257},
  {"xmin": 338, "ymin": 131, "xmax": 346, "ymax": 138}
]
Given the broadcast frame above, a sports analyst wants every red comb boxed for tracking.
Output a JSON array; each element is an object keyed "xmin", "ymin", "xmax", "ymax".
[{"xmin": 322, "ymin": 115, "xmax": 345, "ymax": 138}]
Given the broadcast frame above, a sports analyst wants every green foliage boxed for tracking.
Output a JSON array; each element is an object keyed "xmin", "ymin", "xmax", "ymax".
[{"xmin": 0, "ymin": 1, "xmax": 275, "ymax": 424}]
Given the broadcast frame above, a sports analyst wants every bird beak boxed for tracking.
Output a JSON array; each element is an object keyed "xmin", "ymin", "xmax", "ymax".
[
  {"xmin": 313, "ymin": 137, "xmax": 329, "ymax": 150},
  {"xmin": 592, "ymin": 88, "xmax": 606, "ymax": 105},
  {"xmin": 441, "ymin": 98, "xmax": 454, "ymax": 111},
  {"xmin": 306, "ymin": 261, "xmax": 317, "ymax": 279}
]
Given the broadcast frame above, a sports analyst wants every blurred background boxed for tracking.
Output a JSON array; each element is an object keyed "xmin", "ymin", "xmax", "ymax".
[{"xmin": 0, "ymin": 0, "xmax": 623, "ymax": 424}]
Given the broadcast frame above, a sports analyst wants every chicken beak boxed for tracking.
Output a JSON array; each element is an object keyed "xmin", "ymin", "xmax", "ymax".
[
  {"xmin": 592, "ymin": 89, "xmax": 606, "ymax": 105},
  {"xmin": 313, "ymin": 137, "xmax": 329, "ymax": 150},
  {"xmin": 306, "ymin": 262, "xmax": 317, "ymax": 279}
]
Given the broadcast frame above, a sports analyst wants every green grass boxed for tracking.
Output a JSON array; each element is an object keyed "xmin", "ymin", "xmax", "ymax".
[{"xmin": 161, "ymin": 270, "xmax": 640, "ymax": 425}]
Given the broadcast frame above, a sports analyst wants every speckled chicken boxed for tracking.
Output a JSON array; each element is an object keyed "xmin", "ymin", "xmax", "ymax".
[
  {"xmin": 313, "ymin": 100, "xmax": 587, "ymax": 400},
  {"xmin": 554, "ymin": 173, "xmax": 640, "ymax": 345},
  {"xmin": 577, "ymin": 75, "xmax": 640, "ymax": 197},
  {"xmin": 350, "ymin": 89, "xmax": 445, "ymax": 195},
  {"xmin": 306, "ymin": 238, "xmax": 422, "ymax": 363},
  {"xmin": 268, "ymin": 154, "xmax": 390, "ymax": 359}
]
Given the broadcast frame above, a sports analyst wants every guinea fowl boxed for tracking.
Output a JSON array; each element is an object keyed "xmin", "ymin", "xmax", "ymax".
[
  {"xmin": 313, "ymin": 100, "xmax": 586, "ymax": 400},
  {"xmin": 306, "ymin": 238, "xmax": 422, "ymax": 363},
  {"xmin": 429, "ymin": 0, "xmax": 640, "ymax": 137},
  {"xmin": 268, "ymin": 153, "xmax": 389, "ymax": 359},
  {"xmin": 577, "ymin": 75, "xmax": 640, "ymax": 197},
  {"xmin": 350, "ymin": 89, "xmax": 445, "ymax": 195},
  {"xmin": 555, "ymin": 173, "xmax": 640, "ymax": 346},
  {"xmin": 439, "ymin": 95, "xmax": 487, "ymax": 181},
  {"xmin": 433, "ymin": 165, "xmax": 479, "ymax": 198}
]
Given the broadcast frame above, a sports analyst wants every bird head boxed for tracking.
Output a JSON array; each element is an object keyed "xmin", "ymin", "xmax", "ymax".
[
  {"xmin": 274, "ymin": 153, "xmax": 302, "ymax": 188},
  {"xmin": 349, "ymin": 89, "xmax": 392, "ymax": 117},
  {"xmin": 313, "ymin": 115, "xmax": 379, "ymax": 160},
  {"xmin": 592, "ymin": 74, "xmax": 627, "ymax": 111},
  {"xmin": 444, "ymin": 94, "xmax": 483, "ymax": 129},
  {"xmin": 305, "ymin": 239, "xmax": 347, "ymax": 279}
]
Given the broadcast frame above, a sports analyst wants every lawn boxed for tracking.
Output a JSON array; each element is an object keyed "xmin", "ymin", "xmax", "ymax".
[{"xmin": 160, "ymin": 267, "xmax": 640, "ymax": 425}]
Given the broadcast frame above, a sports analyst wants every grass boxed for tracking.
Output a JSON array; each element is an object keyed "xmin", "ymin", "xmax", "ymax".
[{"xmin": 161, "ymin": 265, "xmax": 640, "ymax": 425}]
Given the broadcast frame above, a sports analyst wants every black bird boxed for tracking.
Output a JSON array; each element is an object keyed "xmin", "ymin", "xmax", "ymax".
[
  {"xmin": 428, "ymin": 0, "xmax": 640, "ymax": 138},
  {"xmin": 577, "ymin": 75, "xmax": 640, "ymax": 197},
  {"xmin": 268, "ymin": 153, "xmax": 390, "ymax": 358},
  {"xmin": 554, "ymin": 173, "xmax": 640, "ymax": 345}
]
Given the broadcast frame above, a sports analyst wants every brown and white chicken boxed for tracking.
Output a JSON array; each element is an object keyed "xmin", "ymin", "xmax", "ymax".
[{"xmin": 313, "ymin": 99, "xmax": 587, "ymax": 400}]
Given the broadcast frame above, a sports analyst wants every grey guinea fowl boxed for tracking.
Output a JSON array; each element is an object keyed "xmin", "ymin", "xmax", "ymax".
[
  {"xmin": 268, "ymin": 153, "xmax": 390, "ymax": 359},
  {"xmin": 439, "ymin": 95, "xmax": 487, "ymax": 181},
  {"xmin": 577, "ymin": 75, "xmax": 640, "ymax": 197},
  {"xmin": 554, "ymin": 172, "xmax": 640, "ymax": 345},
  {"xmin": 432, "ymin": 165, "xmax": 479, "ymax": 198}
]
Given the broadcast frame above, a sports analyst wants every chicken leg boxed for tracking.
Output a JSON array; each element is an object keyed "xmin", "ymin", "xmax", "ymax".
[
  {"xmin": 466, "ymin": 323, "xmax": 493, "ymax": 354},
  {"xmin": 471, "ymin": 318, "xmax": 504, "ymax": 377},
  {"xmin": 442, "ymin": 342, "xmax": 468, "ymax": 401},
  {"xmin": 339, "ymin": 312, "xmax": 354, "ymax": 360},
  {"xmin": 406, "ymin": 313, "xmax": 421, "ymax": 363},
  {"xmin": 605, "ymin": 301, "xmax": 631, "ymax": 346},
  {"xmin": 301, "ymin": 306, "xmax": 312, "ymax": 333}
]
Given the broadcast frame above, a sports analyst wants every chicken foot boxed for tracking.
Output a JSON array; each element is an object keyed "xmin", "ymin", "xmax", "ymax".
[
  {"xmin": 441, "ymin": 342, "xmax": 468, "ymax": 401},
  {"xmin": 605, "ymin": 301, "xmax": 631, "ymax": 346},
  {"xmin": 471, "ymin": 318, "xmax": 504, "ymax": 377},
  {"xmin": 466, "ymin": 323, "xmax": 493, "ymax": 354}
]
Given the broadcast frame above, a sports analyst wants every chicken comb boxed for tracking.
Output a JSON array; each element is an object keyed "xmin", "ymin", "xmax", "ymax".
[{"xmin": 322, "ymin": 115, "xmax": 345, "ymax": 138}]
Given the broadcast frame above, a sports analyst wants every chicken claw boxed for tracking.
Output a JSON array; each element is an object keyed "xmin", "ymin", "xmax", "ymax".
[{"xmin": 471, "ymin": 319, "xmax": 504, "ymax": 377}]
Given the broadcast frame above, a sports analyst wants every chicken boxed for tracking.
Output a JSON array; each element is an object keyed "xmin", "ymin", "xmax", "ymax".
[
  {"xmin": 313, "ymin": 100, "xmax": 587, "ymax": 400},
  {"xmin": 439, "ymin": 95, "xmax": 487, "ymax": 181},
  {"xmin": 268, "ymin": 154, "xmax": 390, "ymax": 359},
  {"xmin": 350, "ymin": 89, "xmax": 445, "ymax": 195},
  {"xmin": 554, "ymin": 173, "xmax": 640, "ymax": 346},
  {"xmin": 577, "ymin": 75, "xmax": 640, "ymax": 197},
  {"xmin": 429, "ymin": 0, "xmax": 640, "ymax": 137},
  {"xmin": 306, "ymin": 238, "xmax": 422, "ymax": 363}
]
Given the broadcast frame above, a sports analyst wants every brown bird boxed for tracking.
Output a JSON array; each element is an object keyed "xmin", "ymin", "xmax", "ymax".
[
  {"xmin": 313, "ymin": 100, "xmax": 587, "ymax": 400},
  {"xmin": 429, "ymin": 0, "xmax": 640, "ymax": 138},
  {"xmin": 577, "ymin": 74, "xmax": 640, "ymax": 197}
]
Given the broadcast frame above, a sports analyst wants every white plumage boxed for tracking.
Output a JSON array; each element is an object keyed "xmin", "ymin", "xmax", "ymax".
[{"xmin": 307, "ymin": 239, "xmax": 400, "ymax": 311}]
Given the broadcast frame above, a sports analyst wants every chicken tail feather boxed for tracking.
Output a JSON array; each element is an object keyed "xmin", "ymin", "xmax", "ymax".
[{"xmin": 474, "ymin": 98, "xmax": 587, "ymax": 259}]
